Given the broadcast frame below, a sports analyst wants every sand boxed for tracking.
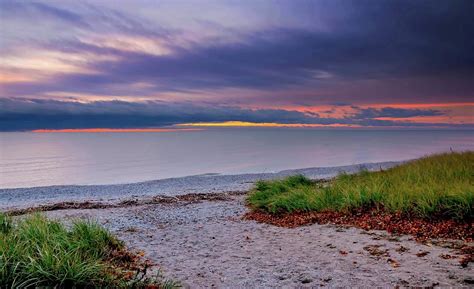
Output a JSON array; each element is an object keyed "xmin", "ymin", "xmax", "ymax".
[{"xmin": 43, "ymin": 195, "xmax": 473, "ymax": 288}]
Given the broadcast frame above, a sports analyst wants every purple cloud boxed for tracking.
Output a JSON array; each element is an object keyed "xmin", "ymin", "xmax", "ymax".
[{"xmin": 1, "ymin": 98, "xmax": 468, "ymax": 131}]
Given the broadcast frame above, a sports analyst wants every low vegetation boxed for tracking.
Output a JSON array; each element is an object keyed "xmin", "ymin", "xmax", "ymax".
[
  {"xmin": 0, "ymin": 213, "xmax": 178, "ymax": 288},
  {"xmin": 247, "ymin": 152, "xmax": 474, "ymax": 220}
]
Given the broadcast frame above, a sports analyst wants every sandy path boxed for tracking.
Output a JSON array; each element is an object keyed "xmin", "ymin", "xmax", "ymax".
[{"xmin": 45, "ymin": 195, "xmax": 473, "ymax": 288}]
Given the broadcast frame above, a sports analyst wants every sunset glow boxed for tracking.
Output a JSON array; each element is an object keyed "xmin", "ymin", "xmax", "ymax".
[{"xmin": 177, "ymin": 121, "xmax": 363, "ymax": 128}]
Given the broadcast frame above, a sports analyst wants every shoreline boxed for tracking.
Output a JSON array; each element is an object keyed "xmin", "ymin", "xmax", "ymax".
[
  {"xmin": 0, "ymin": 160, "xmax": 401, "ymax": 211},
  {"xmin": 3, "ymin": 158, "xmax": 473, "ymax": 286}
]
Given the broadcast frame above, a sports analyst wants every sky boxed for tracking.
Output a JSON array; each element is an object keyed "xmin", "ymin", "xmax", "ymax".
[{"xmin": 0, "ymin": 0, "xmax": 473, "ymax": 131}]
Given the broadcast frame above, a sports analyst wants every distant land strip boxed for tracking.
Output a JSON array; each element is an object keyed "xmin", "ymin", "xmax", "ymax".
[{"xmin": 32, "ymin": 128, "xmax": 204, "ymax": 133}]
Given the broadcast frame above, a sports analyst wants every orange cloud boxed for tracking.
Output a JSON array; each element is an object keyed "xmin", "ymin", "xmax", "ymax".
[
  {"xmin": 259, "ymin": 102, "xmax": 474, "ymax": 124},
  {"xmin": 177, "ymin": 121, "xmax": 361, "ymax": 128}
]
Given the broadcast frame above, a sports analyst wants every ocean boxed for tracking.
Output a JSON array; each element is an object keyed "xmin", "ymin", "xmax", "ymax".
[{"xmin": 1, "ymin": 128, "xmax": 473, "ymax": 189}]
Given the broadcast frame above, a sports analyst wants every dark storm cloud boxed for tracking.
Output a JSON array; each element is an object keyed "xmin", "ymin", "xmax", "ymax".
[
  {"xmin": 0, "ymin": 98, "xmax": 332, "ymax": 131},
  {"xmin": 1, "ymin": 98, "xmax": 467, "ymax": 131}
]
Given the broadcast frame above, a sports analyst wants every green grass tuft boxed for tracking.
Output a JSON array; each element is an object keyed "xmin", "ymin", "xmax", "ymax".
[
  {"xmin": 247, "ymin": 151, "xmax": 474, "ymax": 220},
  {"xmin": 0, "ymin": 213, "xmax": 178, "ymax": 288}
]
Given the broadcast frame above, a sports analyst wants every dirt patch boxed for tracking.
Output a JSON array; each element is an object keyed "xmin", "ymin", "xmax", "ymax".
[
  {"xmin": 364, "ymin": 244, "xmax": 389, "ymax": 258},
  {"xmin": 416, "ymin": 251, "xmax": 430, "ymax": 257}
]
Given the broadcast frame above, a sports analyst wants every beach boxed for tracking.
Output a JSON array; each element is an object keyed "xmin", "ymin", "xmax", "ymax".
[
  {"xmin": 0, "ymin": 161, "xmax": 400, "ymax": 211},
  {"xmin": 1, "ymin": 161, "xmax": 472, "ymax": 287}
]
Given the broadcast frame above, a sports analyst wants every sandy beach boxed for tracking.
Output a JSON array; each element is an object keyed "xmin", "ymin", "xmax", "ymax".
[{"xmin": 2, "ymin": 161, "xmax": 473, "ymax": 287}]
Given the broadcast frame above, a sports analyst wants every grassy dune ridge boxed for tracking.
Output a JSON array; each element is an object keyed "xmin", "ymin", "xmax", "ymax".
[
  {"xmin": 248, "ymin": 152, "xmax": 474, "ymax": 220},
  {"xmin": 0, "ymin": 213, "xmax": 177, "ymax": 288}
]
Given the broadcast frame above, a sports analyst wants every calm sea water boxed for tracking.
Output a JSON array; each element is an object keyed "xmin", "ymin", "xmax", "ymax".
[{"xmin": 1, "ymin": 128, "xmax": 473, "ymax": 189}]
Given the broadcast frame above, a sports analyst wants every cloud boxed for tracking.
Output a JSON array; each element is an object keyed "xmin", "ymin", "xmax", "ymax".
[
  {"xmin": 0, "ymin": 98, "xmax": 329, "ymax": 131},
  {"xmin": 353, "ymin": 107, "xmax": 444, "ymax": 119},
  {"xmin": 1, "ymin": 0, "xmax": 473, "ymax": 129},
  {"xmin": 1, "ymin": 98, "xmax": 469, "ymax": 131},
  {"xmin": 0, "ymin": 0, "xmax": 168, "ymax": 37},
  {"xmin": 92, "ymin": 0, "xmax": 473, "ymax": 89},
  {"xmin": 52, "ymin": 14, "xmax": 474, "ymax": 89},
  {"xmin": 2, "ymin": 0, "xmax": 474, "ymax": 101},
  {"xmin": 0, "ymin": 1, "xmax": 86, "ymax": 26}
]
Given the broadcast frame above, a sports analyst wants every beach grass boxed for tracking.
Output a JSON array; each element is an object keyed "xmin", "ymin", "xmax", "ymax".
[
  {"xmin": 0, "ymin": 213, "xmax": 177, "ymax": 288},
  {"xmin": 247, "ymin": 151, "xmax": 474, "ymax": 220}
]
